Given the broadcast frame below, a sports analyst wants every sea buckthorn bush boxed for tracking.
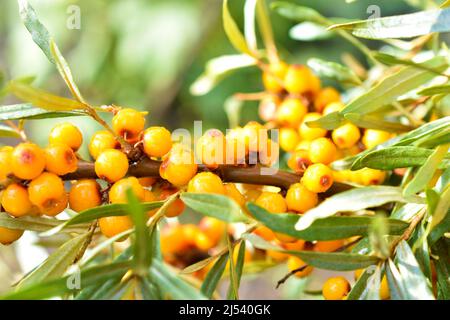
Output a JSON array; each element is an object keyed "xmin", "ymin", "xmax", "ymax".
[{"xmin": 0, "ymin": 0, "xmax": 448, "ymax": 302}]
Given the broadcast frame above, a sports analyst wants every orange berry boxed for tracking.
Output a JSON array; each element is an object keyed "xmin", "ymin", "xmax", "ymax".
[
  {"xmin": 49, "ymin": 123, "xmax": 83, "ymax": 151},
  {"xmin": 332, "ymin": 123, "xmax": 361, "ymax": 149},
  {"xmin": 0, "ymin": 226, "xmax": 24, "ymax": 245},
  {"xmin": 195, "ymin": 129, "xmax": 226, "ymax": 168},
  {"xmin": 284, "ymin": 65, "xmax": 315, "ymax": 94},
  {"xmin": 287, "ymin": 256, "xmax": 313, "ymax": 278},
  {"xmin": 302, "ymin": 163, "xmax": 333, "ymax": 193},
  {"xmin": 276, "ymin": 98, "xmax": 308, "ymax": 128},
  {"xmin": 286, "ymin": 183, "xmax": 318, "ymax": 213},
  {"xmin": 69, "ymin": 179, "xmax": 102, "ymax": 212},
  {"xmin": 159, "ymin": 188, "xmax": 185, "ymax": 218},
  {"xmin": 144, "ymin": 189, "xmax": 158, "ymax": 217},
  {"xmin": 45, "ymin": 143, "xmax": 78, "ymax": 175},
  {"xmin": 244, "ymin": 189, "xmax": 262, "ymax": 203},
  {"xmin": 262, "ymin": 61, "xmax": 288, "ymax": 93},
  {"xmin": 199, "ymin": 216, "xmax": 226, "ymax": 245},
  {"xmin": 99, "ymin": 216, "xmax": 133, "ymax": 240},
  {"xmin": 109, "ymin": 177, "xmax": 145, "ymax": 204},
  {"xmin": 380, "ymin": 275, "xmax": 390, "ymax": 300},
  {"xmin": 28, "ymin": 172, "xmax": 66, "ymax": 216},
  {"xmin": 194, "ymin": 231, "xmax": 215, "ymax": 251},
  {"xmin": 362, "ymin": 129, "xmax": 392, "ymax": 150},
  {"xmin": 323, "ymin": 102, "xmax": 345, "ymax": 115},
  {"xmin": 243, "ymin": 121, "xmax": 267, "ymax": 153},
  {"xmin": 314, "ymin": 87, "xmax": 340, "ymax": 113},
  {"xmin": 274, "ymin": 232, "xmax": 297, "ymax": 243},
  {"xmin": 314, "ymin": 240, "xmax": 344, "ymax": 252},
  {"xmin": 298, "ymin": 113, "xmax": 327, "ymax": 141},
  {"xmin": 253, "ymin": 225, "xmax": 275, "ymax": 241},
  {"xmin": 159, "ymin": 144, "xmax": 197, "ymax": 187},
  {"xmin": 187, "ymin": 172, "xmax": 225, "ymax": 195},
  {"xmin": 322, "ymin": 276, "xmax": 350, "ymax": 300},
  {"xmin": 255, "ymin": 191, "xmax": 287, "ymax": 213},
  {"xmin": 138, "ymin": 177, "xmax": 157, "ymax": 187},
  {"xmin": 42, "ymin": 193, "xmax": 68, "ymax": 217},
  {"xmin": 95, "ymin": 149, "xmax": 129, "ymax": 183},
  {"xmin": 112, "ymin": 108, "xmax": 145, "ymax": 143},
  {"xmin": 225, "ymin": 127, "xmax": 248, "ymax": 164},
  {"xmin": 143, "ymin": 126, "xmax": 172, "ymax": 158},
  {"xmin": 1, "ymin": 183, "xmax": 33, "ymax": 217},
  {"xmin": 309, "ymin": 137, "xmax": 337, "ymax": 165},
  {"xmin": 10, "ymin": 143, "xmax": 46, "ymax": 180},
  {"xmin": 161, "ymin": 224, "xmax": 188, "ymax": 255},
  {"xmin": 0, "ymin": 147, "xmax": 13, "ymax": 180},
  {"xmin": 279, "ymin": 128, "xmax": 300, "ymax": 152},
  {"xmin": 288, "ymin": 149, "xmax": 311, "ymax": 173},
  {"xmin": 89, "ymin": 130, "xmax": 119, "ymax": 160},
  {"xmin": 224, "ymin": 183, "xmax": 245, "ymax": 206},
  {"xmin": 359, "ymin": 168, "xmax": 386, "ymax": 186}
]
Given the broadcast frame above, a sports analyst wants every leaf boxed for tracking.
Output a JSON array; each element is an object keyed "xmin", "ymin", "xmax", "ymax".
[
  {"xmin": 354, "ymin": 146, "xmax": 450, "ymax": 170},
  {"xmin": 344, "ymin": 113, "xmax": 415, "ymax": 133},
  {"xmin": 200, "ymin": 253, "xmax": 229, "ymax": 299},
  {"xmin": 244, "ymin": 0, "xmax": 257, "ymax": 51},
  {"xmin": 368, "ymin": 215, "xmax": 390, "ymax": 259},
  {"xmin": 307, "ymin": 58, "xmax": 361, "ymax": 85},
  {"xmin": 17, "ymin": 233, "xmax": 90, "ymax": 290},
  {"xmin": 271, "ymin": 2, "xmax": 327, "ymax": 24},
  {"xmin": 0, "ymin": 212, "xmax": 88, "ymax": 233},
  {"xmin": 362, "ymin": 265, "xmax": 381, "ymax": 300},
  {"xmin": 290, "ymin": 22, "xmax": 333, "ymax": 41},
  {"xmin": 429, "ymin": 184, "xmax": 450, "ymax": 229},
  {"xmin": 410, "ymin": 223, "xmax": 431, "ymax": 280},
  {"xmin": 181, "ymin": 193, "xmax": 250, "ymax": 223},
  {"xmin": 347, "ymin": 268, "xmax": 375, "ymax": 300},
  {"xmin": 329, "ymin": 8, "xmax": 450, "ymax": 39},
  {"xmin": 227, "ymin": 237, "xmax": 243, "ymax": 300},
  {"xmin": 0, "ymin": 124, "xmax": 21, "ymax": 138},
  {"xmin": 190, "ymin": 54, "xmax": 256, "ymax": 96},
  {"xmin": 395, "ymin": 240, "xmax": 435, "ymax": 299},
  {"xmin": 295, "ymin": 186, "xmax": 419, "ymax": 231},
  {"xmin": 305, "ymin": 111, "xmax": 345, "ymax": 130},
  {"xmin": 287, "ymin": 251, "xmax": 379, "ymax": 271},
  {"xmin": 418, "ymin": 84, "xmax": 450, "ymax": 96},
  {"xmin": 386, "ymin": 259, "xmax": 408, "ymax": 300},
  {"xmin": 246, "ymin": 203, "xmax": 408, "ymax": 240},
  {"xmin": 180, "ymin": 256, "xmax": 217, "ymax": 275},
  {"xmin": 223, "ymin": 0, "xmax": 254, "ymax": 56},
  {"xmin": 404, "ymin": 144, "xmax": 449, "ymax": 195},
  {"xmin": 374, "ymin": 52, "xmax": 446, "ymax": 75},
  {"xmin": 8, "ymin": 81, "xmax": 87, "ymax": 111},
  {"xmin": 126, "ymin": 189, "xmax": 151, "ymax": 275},
  {"xmin": 0, "ymin": 103, "xmax": 85, "ymax": 120}
]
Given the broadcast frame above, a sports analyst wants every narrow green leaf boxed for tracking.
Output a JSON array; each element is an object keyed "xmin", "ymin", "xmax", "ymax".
[
  {"xmin": 418, "ymin": 84, "xmax": 450, "ymax": 96},
  {"xmin": 410, "ymin": 224, "xmax": 432, "ymax": 279},
  {"xmin": 0, "ymin": 103, "xmax": 85, "ymax": 120},
  {"xmin": 287, "ymin": 251, "xmax": 379, "ymax": 271},
  {"xmin": 369, "ymin": 215, "xmax": 390, "ymax": 259},
  {"xmin": 201, "ymin": 253, "xmax": 229, "ymax": 298},
  {"xmin": 386, "ymin": 259, "xmax": 408, "ymax": 300},
  {"xmin": 0, "ymin": 212, "xmax": 88, "ymax": 233},
  {"xmin": 362, "ymin": 265, "xmax": 381, "ymax": 300},
  {"xmin": 223, "ymin": 0, "xmax": 254, "ymax": 56},
  {"xmin": 307, "ymin": 58, "xmax": 361, "ymax": 85},
  {"xmin": 344, "ymin": 113, "xmax": 415, "ymax": 133},
  {"xmin": 271, "ymin": 2, "xmax": 327, "ymax": 24},
  {"xmin": 0, "ymin": 124, "xmax": 21, "ymax": 138},
  {"xmin": 226, "ymin": 237, "xmax": 240, "ymax": 300},
  {"xmin": 305, "ymin": 111, "xmax": 345, "ymax": 130},
  {"xmin": 374, "ymin": 52, "xmax": 447, "ymax": 76},
  {"xmin": 429, "ymin": 185, "xmax": 450, "ymax": 229},
  {"xmin": 290, "ymin": 22, "xmax": 332, "ymax": 41},
  {"xmin": 347, "ymin": 268, "xmax": 374, "ymax": 300}
]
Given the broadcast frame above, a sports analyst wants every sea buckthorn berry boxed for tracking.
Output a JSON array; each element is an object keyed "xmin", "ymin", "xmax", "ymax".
[
  {"xmin": 284, "ymin": 65, "xmax": 315, "ymax": 94},
  {"xmin": 322, "ymin": 276, "xmax": 351, "ymax": 300},
  {"xmin": 109, "ymin": 177, "xmax": 145, "ymax": 204},
  {"xmin": 10, "ymin": 143, "xmax": 46, "ymax": 180},
  {"xmin": 262, "ymin": 61, "xmax": 288, "ymax": 93},
  {"xmin": 194, "ymin": 231, "xmax": 215, "ymax": 251},
  {"xmin": 225, "ymin": 127, "xmax": 247, "ymax": 164},
  {"xmin": 45, "ymin": 143, "xmax": 78, "ymax": 175},
  {"xmin": 99, "ymin": 216, "xmax": 133, "ymax": 240},
  {"xmin": 159, "ymin": 144, "xmax": 197, "ymax": 187},
  {"xmin": 302, "ymin": 163, "xmax": 333, "ymax": 193},
  {"xmin": 288, "ymin": 149, "xmax": 311, "ymax": 173},
  {"xmin": 199, "ymin": 216, "xmax": 226, "ymax": 245},
  {"xmin": 267, "ymin": 249, "xmax": 289, "ymax": 262},
  {"xmin": 380, "ymin": 275, "xmax": 390, "ymax": 300},
  {"xmin": 314, "ymin": 240, "xmax": 344, "ymax": 252},
  {"xmin": 159, "ymin": 188, "xmax": 185, "ymax": 218},
  {"xmin": 0, "ymin": 147, "xmax": 13, "ymax": 180},
  {"xmin": 309, "ymin": 72, "xmax": 322, "ymax": 96},
  {"xmin": 258, "ymin": 96, "xmax": 280, "ymax": 122},
  {"xmin": 195, "ymin": 129, "xmax": 225, "ymax": 168},
  {"xmin": 187, "ymin": 172, "xmax": 225, "ymax": 195},
  {"xmin": 89, "ymin": 130, "xmax": 119, "ymax": 160},
  {"xmin": 332, "ymin": 123, "xmax": 361, "ymax": 149},
  {"xmin": 276, "ymin": 98, "xmax": 307, "ymax": 128},
  {"xmin": 274, "ymin": 232, "xmax": 297, "ymax": 243},
  {"xmin": 279, "ymin": 128, "xmax": 300, "ymax": 152},
  {"xmin": 244, "ymin": 189, "xmax": 262, "ymax": 203},
  {"xmin": 309, "ymin": 137, "xmax": 337, "ymax": 165},
  {"xmin": 253, "ymin": 225, "xmax": 275, "ymax": 241},
  {"xmin": 243, "ymin": 121, "xmax": 267, "ymax": 153},
  {"xmin": 284, "ymin": 239, "xmax": 306, "ymax": 251},
  {"xmin": 1, "ymin": 183, "xmax": 33, "ymax": 217},
  {"xmin": 298, "ymin": 113, "xmax": 327, "ymax": 141},
  {"xmin": 359, "ymin": 168, "xmax": 386, "ymax": 186},
  {"xmin": 323, "ymin": 102, "xmax": 345, "ymax": 115},
  {"xmin": 49, "ymin": 123, "xmax": 83, "ymax": 151},
  {"xmin": 144, "ymin": 189, "xmax": 158, "ymax": 217},
  {"xmin": 286, "ymin": 183, "xmax": 318, "ymax": 213},
  {"xmin": 112, "ymin": 108, "xmax": 145, "ymax": 143},
  {"xmin": 287, "ymin": 256, "xmax": 313, "ymax": 278},
  {"xmin": 143, "ymin": 126, "xmax": 172, "ymax": 158},
  {"xmin": 161, "ymin": 224, "xmax": 188, "ymax": 256},
  {"xmin": 224, "ymin": 183, "xmax": 245, "ymax": 207},
  {"xmin": 362, "ymin": 129, "xmax": 392, "ymax": 150},
  {"xmin": 314, "ymin": 87, "xmax": 340, "ymax": 113},
  {"xmin": 255, "ymin": 191, "xmax": 287, "ymax": 213},
  {"xmin": 28, "ymin": 172, "xmax": 66, "ymax": 216},
  {"xmin": 0, "ymin": 226, "xmax": 24, "ymax": 245},
  {"xmin": 95, "ymin": 149, "xmax": 129, "ymax": 183},
  {"xmin": 69, "ymin": 179, "xmax": 102, "ymax": 212},
  {"xmin": 138, "ymin": 177, "xmax": 157, "ymax": 187}
]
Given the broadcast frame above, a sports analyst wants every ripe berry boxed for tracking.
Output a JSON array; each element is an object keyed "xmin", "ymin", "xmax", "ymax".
[
  {"xmin": 109, "ymin": 177, "xmax": 145, "ymax": 204},
  {"xmin": 359, "ymin": 168, "xmax": 386, "ymax": 186},
  {"xmin": 243, "ymin": 121, "xmax": 267, "ymax": 153},
  {"xmin": 45, "ymin": 143, "xmax": 78, "ymax": 175},
  {"xmin": 69, "ymin": 179, "xmax": 102, "ymax": 212},
  {"xmin": 194, "ymin": 231, "xmax": 215, "ymax": 251},
  {"xmin": 199, "ymin": 216, "xmax": 226, "ymax": 245},
  {"xmin": 225, "ymin": 127, "xmax": 248, "ymax": 164},
  {"xmin": 253, "ymin": 225, "xmax": 275, "ymax": 241},
  {"xmin": 28, "ymin": 172, "xmax": 66, "ymax": 216},
  {"xmin": 224, "ymin": 183, "xmax": 245, "ymax": 207},
  {"xmin": 144, "ymin": 189, "xmax": 158, "ymax": 217},
  {"xmin": 276, "ymin": 98, "xmax": 307, "ymax": 128},
  {"xmin": 255, "ymin": 191, "xmax": 287, "ymax": 213},
  {"xmin": 287, "ymin": 256, "xmax": 313, "ymax": 278},
  {"xmin": 195, "ymin": 129, "xmax": 225, "ymax": 168},
  {"xmin": 314, "ymin": 87, "xmax": 340, "ymax": 113},
  {"xmin": 99, "ymin": 216, "xmax": 133, "ymax": 240},
  {"xmin": 380, "ymin": 275, "xmax": 390, "ymax": 300},
  {"xmin": 244, "ymin": 189, "xmax": 262, "ymax": 203},
  {"xmin": 1, "ymin": 183, "xmax": 33, "ymax": 217},
  {"xmin": 187, "ymin": 172, "xmax": 225, "ymax": 195},
  {"xmin": 89, "ymin": 130, "xmax": 119, "ymax": 160},
  {"xmin": 309, "ymin": 137, "xmax": 337, "ymax": 165},
  {"xmin": 0, "ymin": 226, "xmax": 24, "ymax": 245},
  {"xmin": 314, "ymin": 240, "xmax": 344, "ymax": 252},
  {"xmin": 0, "ymin": 146, "xmax": 13, "ymax": 181},
  {"xmin": 95, "ymin": 149, "xmax": 129, "ymax": 183},
  {"xmin": 332, "ymin": 123, "xmax": 361, "ymax": 149},
  {"xmin": 323, "ymin": 102, "xmax": 345, "ymax": 115},
  {"xmin": 362, "ymin": 129, "xmax": 392, "ymax": 150},
  {"xmin": 143, "ymin": 126, "xmax": 172, "ymax": 158},
  {"xmin": 138, "ymin": 177, "xmax": 157, "ymax": 187},
  {"xmin": 284, "ymin": 65, "xmax": 315, "ymax": 94},
  {"xmin": 159, "ymin": 187, "xmax": 185, "ymax": 217},
  {"xmin": 322, "ymin": 276, "xmax": 350, "ymax": 300},
  {"xmin": 49, "ymin": 123, "xmax": 83, "ymax": 151},
  {"xmin": 288, "ymin": 149, "xmax": 311, "ymax": 173},
  {"xmin": 298, "ymin": 113, "xmax": 327, "ymax": 141},
  {"xmin": 302, "ymin": 163, "xmax": 333, "ymax": 193},
  {"xmin": 11, "ymin": 143, "xmax": 46, "ymax": 180},
  {"xmin": 286, "ymin": 183, "xmax": 318, "ymax": 213},
  {"xmin": 262, "ymin": 61, "xmax": 288, "ymax": 93},
  {"xmin": 279, "ymin": 128, "xmax": 300, "ymax": 152},
  {"xmin": 112, "ymin": 108, "xmax": 145, "ymax": 143},
  {"xmin": 159, "ymin": 144, "xmax": 197, "ymax": 187},
  {"xmin": 258, "ymin": 96, "xmax": 279, "ymax": 122},
  {"xmin": 161, "ymin": 224, "xmax": 188, "ymax": 255}
]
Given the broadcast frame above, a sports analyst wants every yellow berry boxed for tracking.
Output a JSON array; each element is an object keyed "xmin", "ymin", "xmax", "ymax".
[
  {"xmin": 380, "ymin": 275, "xmax": 390, "ymax": 300},
  {"xmin": 288, "ymin": 149, "xmax": 312, "ymax": 173},
  {"xmin": 95, "ymin": 149, "xmax": 129, "ymax": 183},
  {"xmin": 195, "ymin": 129, "xmax": 225, "ymax": 168},
  {"xmin": 314, "ymin": 240, "xmax": 344, "ymax": 252},
  {"xmin": 276, "ymin": 98, "xmax": 308, "ymax": 128},
  {"xmin": 158, "ymin": 188, "xmax": 185, "ymax": 218},
  {"xmin": 287, "ymin": 256, "xmax": 313, "ymax": 278},
  {"xmin": 302, "ymin": 163, "xmax": 333, "ymax": 193},
  {"xmin": 323, "ymin": 102, "xmax": 345, "ymax": 115},
  {"xmin": 28, "ymin": 172, "xmax": 66, "ymax": 216},
  {"xmin": 255, "ymin": 191, "xmax": 287, "ymax": 213},
  {"xmin": 0, "ymin": 226, "xmax": 24, "ymax": 245},
  {"xmin": 243, "ymin": 121, "xmax": 267, "ymax": 153},
  {"xmin": 332, "ymin": 123, "xmax": 361, "ymax": 149},
  {"xmin": 286, "ymin": 183, "xmax": 318, "ymax": 213},
  {"xmin": 224, "ymin": 183, "xmax": 245, "ymax": 206},
  {"xmin": 314, "ymin": 87, "xmax": 340, "ymax": 113},
  {"xmin": 225, "ymin": 127, "xmax": 248, "ymax": 164},
  {"xmin": 49, "ymin": 123, "xmax": 83, "ymax": 151},
  {"xmin": 187, "ymin": 172, "xmax": 225, "ymax": 195},
  {"xmin": 0, "ymin": 147, "xmax": 13, "ymax": 180},
  {"xmin": 284, "ymin": 65, "xmax": 316, "ymax": 94},
  {"xmin": 69, "ymin": 179, "xmax": 102, "ymax": 212},
  {"xmin": 359, "ymin": 168, "xmax": 386, "ymax": 186},
  {"xmin": 199, "ymin": 216, "xmax": 226, "ymax": 246},
  {"xmin": 109, "ymin": 177, "xmax": 145, "ymax": 204},
  {"xmin": 45, "ymin": 143, "xmax": 78, "ymax": 175},
  {"xmin": 10, "ymin": 143, "xmax": 46, "ymax": 180},
  {"xmin": 362, "ymin": 129, "xmax": 392, "ymax": 150},
  {"xmin": 99, "ymin": 216, "xmax": 133, "ymax": 240},
  {"xmin": 143, "ymin": 126, "xmax": 172, "ymax": 158},
  {"xmin": 279, "ymin": 128, "xmax": 301, "ymax": 152},
  {"xmin": 298, "ymin": 113, "xmax": 327, "ymax": 141},
  {"xmin": 309, "ymin": 137, "xmax": 337, "ymax": 165},
  {"xmin": 1, "ymin": 183, "xmax": 33, "ymax": 217},
  {"xmin": 322, "ymin": 276, "xmax": 350, "ymax": 300},
  {"xmin": 262, "ymin": 61, "xmax": 288, "ymax": 93},
  {"xmin": 89, "ymin": 130, "xmax": 119, "ymax": 160},
  {"xmin": 112, "ymin": 108, "xmax": 145, "ymax": 143},
  {"xmin": 159, "ymin": 144, "xmax": 198, "ymax": 187}
]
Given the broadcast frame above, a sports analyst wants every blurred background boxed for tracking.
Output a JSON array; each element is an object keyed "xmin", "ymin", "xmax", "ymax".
[{"xmin": 0, "ymin": 0, "xmax": 416, "ymax": 298}]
